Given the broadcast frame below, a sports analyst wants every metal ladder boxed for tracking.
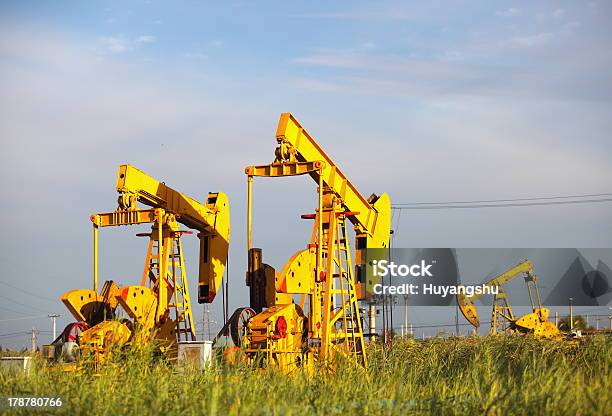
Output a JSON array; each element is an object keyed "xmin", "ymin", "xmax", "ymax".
[
  {"xmin": 143, "ymin": 229, "xmax": 196, "ymax": 342},
  {"xmin": 166, "ymin": 232, "xmax": 196, "ymax": 341},
  {"xmin": 321, "ymin": 206, "xmax": 367, "ymax": 366}
]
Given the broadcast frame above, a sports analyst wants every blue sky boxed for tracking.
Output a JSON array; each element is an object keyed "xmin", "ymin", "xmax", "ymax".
[{"xmin": 1, "ymin": 1, "xmax": 611, "ymax": 347}]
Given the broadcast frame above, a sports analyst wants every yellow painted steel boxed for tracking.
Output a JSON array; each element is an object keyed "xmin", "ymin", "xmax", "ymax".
[
  {"xmin": 62, "ymin": 289, "xmax": 99, "ymax": 323},
  {"xmin": 115, "ymin": 164, "xmax": 230, "ymax": 304},
  {"xmin": 277, "ymin": 248, "xmax": 315, "ymax": 294},
  {"xmin": 93, "ymin": 225, "xmax": 99, "ymax": 293},
  {"xmin": 274, "ymin": 113, "xmax": 391, "ymax": 299},
  {"xmin": 240, "ymin": 113, "xmax": 386, "ymax": 371},
  {"xmin": 60, "ymin": 165, "xmax": 227, "ymax": 365},
  {"xmin": 117, "ymin": 286, "xmax": 158, "ymax": 330},
  {"xmin": 78, "ymin": 320, "xmax": 132, "ymax": 364},
  {"xmin": 244, "ymin": 304, "xmax": 308, "ymax": 370},
  {"xmin": 62, "ymin": 281, "xmax": 121, "ymax": 324},
  {"xmin": 457, "ymin": 260, "xmax": 560, "ymax": 337}
]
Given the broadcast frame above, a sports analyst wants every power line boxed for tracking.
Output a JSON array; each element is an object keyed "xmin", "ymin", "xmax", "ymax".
[
  {"xmin": 0, "ymin": 314, "xmax": 48, "ymax": 323},
  {"xmin": 0, "ymin": 304, "xmax": 30, "ymax": 316},
  {"xmin": 393, "ymin": 192, "xmax": 612, "ymax": 206},
  {"xmin": 0, "ymin": 294, "xmax": 48, "ymax": 314},
  {"xmin": 392, "ymin": 198, "xmax": 612, "ymax": 210},
  {"xmin": 0, "ymin": 280, "xmax": 57, "ymax": 303},
  {"xmin": 404, "ymin": 321, "xmax": 488, "ymax": 329},
  {"xmin": 0, "ymin": 331, "xmax": 28, "ymax": 337}
]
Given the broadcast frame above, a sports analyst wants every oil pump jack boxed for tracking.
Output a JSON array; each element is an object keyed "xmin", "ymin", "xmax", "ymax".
[
  {"xmin": 228, "ymin": 113, "xmax": 391, "ymax": 371},
  {"xmin": 52, "ymin": 165, "xmax": 229, "ymax": 363},
  {"xmin": 456, "ymin": 260, "xmax": 560, "ymax": 338}
]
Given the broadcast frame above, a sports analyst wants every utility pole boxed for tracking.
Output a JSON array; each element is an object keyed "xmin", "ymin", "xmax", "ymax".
[
  {"xmin": 31, "ymin": 328, "xmax": 38, "ymax": 353},
  {"xmin": 455, "ymin": 304, "xmax": 459, "ymax": 336},
  {"xmin": 202, "ymin": 305, "xmax": 211, "ymax": 340},
  {"xmin": 554, "ymin": 311, "xmax": 558, "ymax": 327},
  {"xmin": 569, "ymin": 298, "xmax": 573, "ymax": 331},
  {"xmin": 48, "ymin": 314, "xmax": 60, "ymax": 341},
  {"xmin": 389, "ymin": 294, "xmax": 394, "ymax": 335},
  {"xmin": 381, "ymin": 295, "xmax": 387, "ymax": 345},
  {"xmin": 403, "ymin": 295, "xmax": 409, "ymax": 338},
  {"xmin": 369, "ymin": 302, "xmax": 376, "ymax": 341}
]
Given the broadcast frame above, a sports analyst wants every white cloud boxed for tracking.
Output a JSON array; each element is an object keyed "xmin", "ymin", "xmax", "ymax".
[
  {"xmin": 98, "ymin": 34, "xmax": 156, "ymax": 54},
  {"xmin": 563, "ymin": 21, "xmax": 582, "ymax": 32},
  {"xmin": 508, "ymin": 32, "xmax": 555, "ymax": 47},
  {"xmin": 496, "ymin": 8, "xmax": 519, "ymax": 17},
  {"xmin": 438, "ymin": 50, "xmax": 464, "ymax": 61},
  {"xmin": 361, "ymin": 41, "xmax": 376, "ymax": 50},
  {"xmin": 181, "ymin": 51, "xmax": 209, "ymax": 60},
  {"xmin": 301, "ymin": 10, "xmax": 417, "ymax": 20},
  {"xmin": 291, "ymin": 25, "xmax": 612, "ymax": 104},
  {"xmin": 292, "ymin": 49, "xmax": 369, "ymax": 69},
  {"xmin": 135, "ymin": 35, "xmax": 156, "ymax": 44},
  {"xmin": 99, "ymin": 36, "xmax": 131, "ymax": 53},
  {"xmin": 552, "ymin": 9, "xmax": 566, "ymax": 19}
]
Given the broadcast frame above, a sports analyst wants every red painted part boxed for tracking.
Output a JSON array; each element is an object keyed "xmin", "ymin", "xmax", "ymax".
[
  {"xmin": 301, "ymin": 214, "xmax": 316, "ymax": 219},
  {"xmin": 66, "ymin": 322, "xmax": 90, "ymax": 342},
  {"xmin": 275, "ymin": 316, "xmax": 288, "ymax": 338},
  {"xmin": 337, "ymin": 211, "xmax": 360, "ymax": 217},
  {"xmin": 174, "ymin": 230, "xmax": 194, "ymax": 236}
]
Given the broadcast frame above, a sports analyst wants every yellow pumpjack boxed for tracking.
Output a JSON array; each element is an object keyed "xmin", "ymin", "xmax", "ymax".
[
  {"xmin": 230, "ymin": 113, "xmax": 391, "ymax": 372},
  {"xmin": 50, "ymin": 165, "xmax": 229, "ymax": 365},
  {"xmin": 457, "ymin": 260, "xmax": 560, "ymax": 338}
]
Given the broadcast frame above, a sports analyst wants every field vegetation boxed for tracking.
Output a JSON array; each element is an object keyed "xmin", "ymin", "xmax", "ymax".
[{"xmin": 1, "ymin": 335, "xmax": 610, "ymax": 415}]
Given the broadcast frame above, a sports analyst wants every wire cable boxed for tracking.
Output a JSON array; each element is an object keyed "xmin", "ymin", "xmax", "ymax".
[
  {"xmin": 0, "ymin": 295, "xmax": 48, "ymax": 314},
  {"xmin": 0, "ymin": 305, "xmax": 30, "ymax": 316},
  {"xmin": 393, "ymin": 192, "xmax": 612, "ymax": 206},
  {"xmin": 392, "ymin": 198, "xmax": 612, "ymax": 210},
  {"xmin": 0, "ymin": 314, "xmax": 48, "ymax": 323},
  {"xmin": 0, "ymin": 280, "xmax": 57, "ymax": 303}
]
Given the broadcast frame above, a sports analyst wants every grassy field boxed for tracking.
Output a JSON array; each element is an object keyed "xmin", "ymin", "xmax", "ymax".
[{"xmin": 1, "ymin": 335, "xmax": 610, "ymax": 415}]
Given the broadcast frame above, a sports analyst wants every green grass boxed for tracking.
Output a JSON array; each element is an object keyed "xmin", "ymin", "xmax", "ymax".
[{"xmin": 1, "ymin": 335, "xmax": 610, "ymax": 415}]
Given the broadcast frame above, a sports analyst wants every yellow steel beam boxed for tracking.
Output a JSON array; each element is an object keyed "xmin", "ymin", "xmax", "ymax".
[
  {"xmin": 113, "ymin": 165, "xmax": 230, "ymax": 303},
  {"xmin": 116, "ymin": 164, "xmax": 227, "ymax": 235},
  {"xmin": 274, "ymin": 113, "xmax": 391, "ymax": 248},
  {"xmin": 245, "ymin": 160, "xmax": 325, "ymax": 177},
  {"xmin": 91, "ymin": 209, "xmax": 159, "ymax": 227}
]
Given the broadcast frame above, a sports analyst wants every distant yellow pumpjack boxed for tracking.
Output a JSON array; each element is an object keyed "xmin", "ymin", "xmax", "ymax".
[{"xmin": 457, "ymin": 260, "xmax": 560, "ymax": 338}]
